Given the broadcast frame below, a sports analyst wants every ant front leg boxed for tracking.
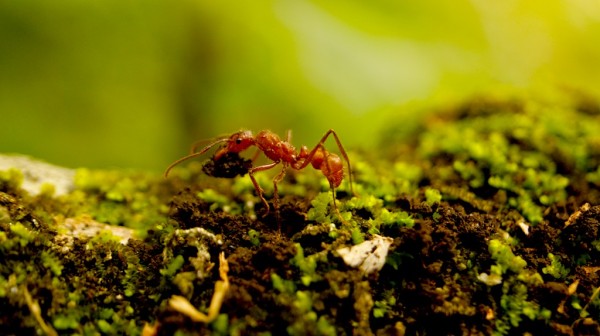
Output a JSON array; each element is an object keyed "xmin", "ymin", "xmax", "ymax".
[{"xmin": 248, "ymin": 161, "xmax": 279, "ymax": 215}]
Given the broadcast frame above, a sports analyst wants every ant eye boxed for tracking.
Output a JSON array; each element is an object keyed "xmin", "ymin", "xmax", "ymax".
[{"xmin": 235, "ymin": 138, "xmax": 242, "ymax": 144}]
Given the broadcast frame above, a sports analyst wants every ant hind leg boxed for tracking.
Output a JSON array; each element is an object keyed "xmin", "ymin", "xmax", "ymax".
[
  {"xmin": 296, "ymin": 129, "xmax": 355, "ymax": 196},
  {"xmin": 330, "ymin": 185, "xmax": 349, "ymax": 225},
  {"xmin": 322, "ymin": 129, "xmax": 355, "ymax": 196}
]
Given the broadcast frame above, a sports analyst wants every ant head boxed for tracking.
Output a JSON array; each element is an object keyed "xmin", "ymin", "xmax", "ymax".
[
  {"xmin": 164, "ymin": 130, "xmax": 255, "ymax": 178},
  {"xmin": 226, "ymin": 130, "xmax": 255, "ymax": 153},
  {"xmin": 213, "ymin": 130, "xmax": 255, "ymax": 160}
]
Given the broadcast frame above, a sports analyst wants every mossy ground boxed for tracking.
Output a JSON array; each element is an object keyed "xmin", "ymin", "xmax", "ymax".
[{"xmin": 2, "ymin": 93, "xmax": 600, "ymax": 335}]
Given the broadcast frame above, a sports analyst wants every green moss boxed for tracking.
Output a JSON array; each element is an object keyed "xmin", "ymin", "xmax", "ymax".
[
  {"xmin": 197, "ymin": 188, "xmax": 238, "ymax": 213},
  {"xmin": 0, "ymin": 168, "xmax": 24, "ymax": 192},
  {"xmin": 121, "ymin": 250, "xmax": 141, "ymax": 297},
  {"xmin": 97, "ymin": 319, "xmax": 115, "ymax": 334},
  {"xmin": 291, "ymin": 243, "xmax": 319, "ymax": 286},
  {"xmin": 424, "ymin": 187, "xmax": 442, "ymax": 205},
  {"xmin": 485, "ymin": 237, "xmax": 548, "ymax": 335},
  {"xmin": 378, "ymin": 208, "xmax": 414, "ymax": 229},
  {"xmin": 72, "ymin": 168, "xmax": 169, "ymax": 232},
  {"xmin": 495, "ymin": 280, "xmax": 550, "ymax": 336},
  {"xmin": 373, "ymin": 291, "xmax": 396, "ymax": 319},
  {"xmin": 316, "ymin": 316, "xmax": 336, "ymax": 336},
  {"xmin": 341, "ymin": 195, "xmax": 414, "ymax": 231},
  {"xmin": 586, "ymin": 166, "xmax": 600, "ymax": 186},
  {"xmin": 272, "ymin": 272, "xmax": 336, "ymax": 336},
  {"xmin": 542, "ymin": 253, "xmax": 570, "ymax": 280},
  {"xmin": 415, "ymin": 98, "xmax": 599, "ymax": 224},
  {"xmin": 53, "ymin": 314, "xmax": 80, "ymax": 330},
  {"xmin": 41, "ymin": 250, "xmax": 63, "ymax": 276},
  {"xmin": 271, "ymin": 273, "xmax": 296, "ymax": 294},
  {"xmin": 247, "ymin": 228, "xmax": 260, "ymax": 246},
  {"xmin": 353, "ymin": 160, "xmax": 422, "ymax": 202},
  {"xmin": 488, "ymin": 238, "xmax": 527, "ymax": 276},
  {"xmin": 160, "ymin": 254, "xmax": 185, "ymax": 277},
  {"xmin": 9, "ymin": 222, "xmax": 35, "ymax": 246},
  {"xmin": 306, "ymin": 192, "xmax": 334, "ymax": 224},
  {"xmin": 211, "ymin": 313, "xmax": 229, "ymax": 336},
  {"xmin": 350, "ymin": 226, "xmax": 364, "ymax": 244}
]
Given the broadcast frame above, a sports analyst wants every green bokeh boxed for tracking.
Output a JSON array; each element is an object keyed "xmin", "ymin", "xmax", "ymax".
[{"xmin": 1, "ymin": 0, "xmax": 598, "ymax": 171}]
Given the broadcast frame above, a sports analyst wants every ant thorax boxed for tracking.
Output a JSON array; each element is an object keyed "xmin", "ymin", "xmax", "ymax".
[{"xmin": 255, "ymin": 130, "xmax": 296, "ymax": 163}]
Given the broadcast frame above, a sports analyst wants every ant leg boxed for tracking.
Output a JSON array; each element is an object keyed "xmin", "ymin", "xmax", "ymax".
[
  {"xmin": 248, "ymin": 161, "xmax": 279, "ymax": 214},
  {"xmin": 272, "ymin": 163, "xmax": 288, "ymax": 233},
  {"xmin": 250, "ymin": 148, "xmax": 261, "ymax": 162},
  {"xmin": 324, "ymin": 162, "xmax": 349, "ymax": 225},
  {"xmin": 323, "ymin": 130, "xmax": 354, "ymax": 195},
  {"xmin": 286, "ymin": 129, "xmax": 292, "ymax": 142},
  {"xmin": 296, "ymin": 129, "xmax": 355, "ymax": 195},
  {"xmin": 330, "ymin": 186, "xmax": 344, "ymax": 223}
]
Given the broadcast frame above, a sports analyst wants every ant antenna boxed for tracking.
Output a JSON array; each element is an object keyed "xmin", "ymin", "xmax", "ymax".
[
  {"xmin": 189, "ymin": 139, "xmax": 211, "ymax": 154},
  {"xmin": 189, "ymin": 132, "xmax": 233, "ymax": 153},
  {"xmin": 164, "ymin": 137, "xmax": 230, "ymax": 178}
]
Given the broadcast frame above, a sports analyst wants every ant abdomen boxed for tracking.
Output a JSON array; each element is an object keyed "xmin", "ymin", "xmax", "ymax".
[{"xmin": 322, "ymin": 153, "xmax": 344, "ymax": 188}]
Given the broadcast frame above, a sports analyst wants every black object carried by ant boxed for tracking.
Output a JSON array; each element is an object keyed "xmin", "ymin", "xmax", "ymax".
[{"xmin": 201, "ymin": 152, "xmax": 252, "ymax": 178}]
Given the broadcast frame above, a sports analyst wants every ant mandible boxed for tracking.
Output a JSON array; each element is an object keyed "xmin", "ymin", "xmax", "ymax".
[{"xmin": 165, "ymin": 129, "xmax": 354, "ymax": 228}]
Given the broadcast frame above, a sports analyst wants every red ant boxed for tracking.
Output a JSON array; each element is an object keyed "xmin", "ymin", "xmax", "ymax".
[{"xmin": 165, "ymin": 129, "xmax": 354, "ymax": 228}]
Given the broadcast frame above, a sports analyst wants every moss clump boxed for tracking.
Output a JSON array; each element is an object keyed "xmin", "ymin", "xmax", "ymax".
[
  {"xmin": 0, "ymin": 168, "xmax": 24, "ymax": 194},
  {"xmin": 542, "ymin": 253, "xmax": 570, "ymax": 280},
  {"xmin": 73, "ymin": 168, "xmax": 170, "ymax": 233},
  {"xmin": 413, "ymin": 98, "xmax": 598, "ymax": 224}
]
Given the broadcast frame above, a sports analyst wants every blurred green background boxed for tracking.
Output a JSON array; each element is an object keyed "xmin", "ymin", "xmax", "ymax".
[{"xmin": 1, "ymin": 0, "xmax": 599, "ymax": 171}]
